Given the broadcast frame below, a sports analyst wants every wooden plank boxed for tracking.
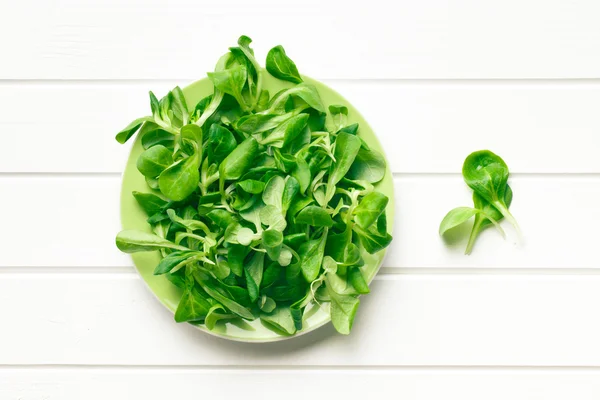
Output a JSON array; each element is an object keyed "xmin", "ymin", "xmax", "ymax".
[
  {"xmin": 1, "ymin": 176, "xmax": 598, "ymax": 269},
  {"xmin": 0, "ymin": 176, "xmax": 131, "ymax": 268},
  {"xmin": 2, "ymin": 0, "xmax": 600, "ymax": 79},
  {"xmin": 2, "ymin": 368, "xmax": 600, "ymax": 400},
  {"xmin": 1, "ymin": 273, "xmax": 600, "ymax": 365},
  {"xmin": 391, "ymin": 175, "xmax": 600, "ymax": 269},
  {"xmin": 2, "ymin": 82, "xmax": 600, "ymax": 173}
]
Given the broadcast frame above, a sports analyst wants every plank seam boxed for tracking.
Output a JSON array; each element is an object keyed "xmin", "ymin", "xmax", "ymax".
[
  {"xmin": 1, "ymin": 172, "xmax": 600, "ymax": 179},
  {"xmin": 2, "ymin": 267, "xmax": 600, "ymax": 276},
  {"xmin": 3, "ymin": 78, "xmax": 600, "ymax": 85},
  {"xmin": 1, "ymin": 364, "xmax": 600, "ymax": 371}
]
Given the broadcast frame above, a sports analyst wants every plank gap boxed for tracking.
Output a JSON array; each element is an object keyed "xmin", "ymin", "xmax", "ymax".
[
  {"xmin": 1, "ymin": 172, "xmax": 600, "ymax": 179},
  {"xmin": 2, "ymin": 364, "xmax": 600, "ymax": 372},
  {"xmin": 2, "ymin": 267, "xmax": 600, "ymax": 276},
  {"xmin": 3, "ymin": 78, "xmax": 600, "ymax": 85}
]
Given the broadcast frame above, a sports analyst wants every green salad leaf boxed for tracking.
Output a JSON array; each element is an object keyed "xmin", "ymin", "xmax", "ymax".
[
  {"xmin": 266, "ymin": 45, "xmax": 303, "ymax": 84},
  {"xmin": 440, "ymin": 150, "xmax": 519, "ymax": 254},
  {"xmin": 463, "ymin": 150, "xmax": 521, "ymax": 236}
]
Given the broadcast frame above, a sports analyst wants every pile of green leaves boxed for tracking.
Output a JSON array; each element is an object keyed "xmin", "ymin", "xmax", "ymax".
[
  {"xmin": 439, "ymin": 150, "xmax": 520, "ymax": 254},
  {"xmin": 114, "ymin": 36, "xmax": 392, "ymax": 335}
]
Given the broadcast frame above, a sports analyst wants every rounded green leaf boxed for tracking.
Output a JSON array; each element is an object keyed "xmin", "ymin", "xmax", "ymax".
[
  {"xmin": 347, "ymin": 148, "xmax": 386, "ymax": 183},
  {"xmin": 115, "ymin": 230, "xmax": 188, "ymax": 253},
  {"xmin": 132, "ymin": 191, "xmax": 167, "ymax": 216},
  {"xmin": 266, "ymin": 84, "xmax": 325, "ymax": 114},
  {"xmin": 295, "ymin": 206, "xmax": 334, "ymax": 227},
  {"xmin": 154, "ymin": 251, "xmax": 200, "ymax": 275},
  {"xmin": 214, "ymin": 259, "xmax": 231, "ymax": 280},
  {"xmin": 141, "ymin": 128, "xmax": 174, "ymax": 150},
  {"xmin": 237, "ymin": 179, "xmax": 266, "ymax": 194},
  {"xmin": 260, "ymin": 307, "xmax": 297, "ymax": 335},
  {"xmin": 439, "ymin": 207, "xmax": 479, "ymax": 236},
  {"xmin": 234, "ymin": 111, "xmax": 300, "ymax": 135},
  {"xmin": 174, "ymin": 287, "xmax": 212, "ymax": 323},
  {"xmin": 262, "ymin": 229, "xmax": 283, "ymax": 261},
  {"xmin": 136, "ymin": 145, "xmax": 173, "ymax": 178},
  {"xmin": 298, "ymin": 231, "xmax": 328, "ymax": 282},
  {"xmin": 474, "ymin": 184, "xmax": 513, "ymax": 229},
  {"xmin": 328, "ymin": 105, "xmax": 348, "ymax": 116},
  {"xmin": 259, "ymin": 296, "xmax": 277, "ymax": 313},
  {"xmin": 266, "ymin": 45, "xmax": 303, "ymax": 84},
  {"xmin": 342, "ymin": 243, "xmax": 362, "ymax": 267},
  {"xmin": 322, "ymin": 256, "xmax": 337, "ymax": 274},
  {"xmin": 205, "ymin": 305, "xmax": 232, "ymax": 330},
  {"xmin": 244, "ymin": 252, "xmax": 265, "ymax": 302},
  {"xmin": 180, "ymin": 124, "xmax": 203, "ymax": 154},
  {"xmin": 260, "ymin": 113, "xmax": 309, "ymax": 148},
  {"xmin": 340, "ymin": 123, "xmax": 359, "ymax": 135},
  {"xmin": 262, "ymin": 175, "xmax": 285, "ymax": 208},
  {"xmin": 207, "ymin": 65, "xmax": 247, "ymax": 107},
  {"xmin": 352, "ymin": 225, "xmax": 392, "ymax": 254},
  {"xmin": 328, "ymin": 132, "xmax": 362, "ymax": 188},
  {"xmin": 206, "ymin": 209, "xmax": 237, "ymax": 230},
  {"xmin": 115, "ymin": 116, "xmax": 153, "ymax": 144},
  {"xmin": 145, "ymin": 176, "xmax": 159, "ymax": 190},
  {"xmin": 327, "ymin": 288, "xmax": 360, "ymax": 335},
  {"xmin": 193, "ymin": 271, "xmax": 254, "ymax": 320},
  {"xmin": 207, "ymin": 124, "xmax": 236, "ymax": 163},
  {"xmin": 219, "ymin": 137, "xmax": 259, "ymax": 182},
  {"xmin": 262, "ymin": 229, "xmax": 283, "ymax": 247},
  {"xmin": 277, "ymin": 248, "xmax": 293, "ymax": 267},
  {"xmin": 158, "ymin": 145, "xmax": 201, "ymax": 201},
  {"xmin": 462, "ymin": 150, "xmax": 509, "ymax": 204},
  {"xmin": 237, "ymin": 227, "xmax": 255, "ymax": 246},
  {"xmin": 348, "ymin": 267, "xmax": 370, "ymax": 294},
  {"xmin": 281, "ymin": 176, "xmax": 300, "ymax": 213},
  {"xmin": 353, "ymin": 192, "xmax": 389, "ymax": 229},
  {"xmin": 292, "ymin": 155, "xmax": 311, "ymax": 194}
]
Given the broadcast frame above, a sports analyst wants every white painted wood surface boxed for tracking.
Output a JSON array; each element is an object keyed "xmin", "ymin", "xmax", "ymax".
[
  {"xmin": 2, "ymin": 176, "xmax": 599, "ymax": 269},
  {"xmin": 3, "ymin": 82, "xmax": 600, "ymax": 173},
  {"xmin": 2, "ymin": 0, "xmax": 600, "ymax": 79},
  {"xmin": 3, "ymin": 273, "xmax": 600, "ymax": 366},
  {"xmin": 2, "ymin": 368, "xmax": 600, "ymax": 400},
  {"xmin": 2, "ymin": 0, "xmax": 600, "ymax": 398}
]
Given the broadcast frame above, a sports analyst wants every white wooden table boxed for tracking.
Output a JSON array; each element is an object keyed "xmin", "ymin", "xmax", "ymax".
[{"xmin": 2, "ymin": 1, "xmax": 600, "ymax": 398}]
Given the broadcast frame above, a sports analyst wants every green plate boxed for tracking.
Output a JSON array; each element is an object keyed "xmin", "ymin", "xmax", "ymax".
[{"xmin": 120, "ymin": 74, "xmax": 395, "ymax": 342}]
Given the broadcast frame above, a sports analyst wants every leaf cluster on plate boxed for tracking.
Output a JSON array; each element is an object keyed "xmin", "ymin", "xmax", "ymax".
[{"xmin": 115, "ymin": 36, "xmax": 392, "ymax": 335}]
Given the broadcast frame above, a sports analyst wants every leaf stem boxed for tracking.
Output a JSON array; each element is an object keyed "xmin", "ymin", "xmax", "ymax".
[
  {"xmin": 283, "ymin": 245, "xmax": 301, "ymax": 263},
  {"xmin": 196, "ymin": 91, "xmax": 224, "ymax": 127},
  {"xmin": 465, "ymin": 217, "xmax": 482, "ymax": 255},
  {"xmin": 237, "ymin": 43, "xmax": 263, "ymax": 110},
  {"xmin": 250, "ymin": 67, "xmax": 263, "ymax": 110},
  {"xmin": 482, "ymin": 213, "xmax": 506, "ymax": 239},
  {"xmin": 493, "ymin": 201, "xmax": 522, "ymax": 240}
]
